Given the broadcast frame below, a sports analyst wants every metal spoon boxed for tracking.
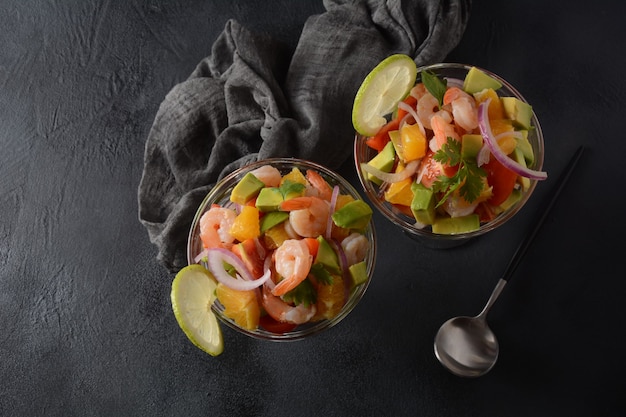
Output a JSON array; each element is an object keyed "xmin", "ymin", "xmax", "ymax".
[{"xmin": 434, "ymin": 145, "xmax": 585, "ymax": 377}]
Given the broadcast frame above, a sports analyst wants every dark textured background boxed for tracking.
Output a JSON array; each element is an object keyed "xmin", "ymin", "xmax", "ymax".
[{"xmin": 2, "ymin": 1, "xmax": 624, "ymax": 416}]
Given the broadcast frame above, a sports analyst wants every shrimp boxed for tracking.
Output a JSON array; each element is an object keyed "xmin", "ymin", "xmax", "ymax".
[
  {"xmin": 271, "ymin": 239, "xmax": 313, "ymax": 296},
  {"xmin": 305, "ymin": 169, "xmax": 333, "ymax": 200},
  {"xmin": 410, "ymin": 83, "xmax": 428, "ymax": 101},
  {"xmin": 250, "ymin": 165, "xmax": 281, "ymax": 187},
  {"xmin": 431, "ymin": 114, "xmax": 460, "ymax": 151},
  {"xmin": 340, "ymin": 232, "xmax": 370, "ymax": 267},
  {"xmin": 279, "ymin": 196, "xmax": 329, "ymax": 238},
  {"xmin": 443, "ymin": 87, "xmax": 478, "ymax": 131},
  {"xmin": 261, "ymin": 285, "xmax": 316, "ymax": 324},
  {"xmin": 199, "ymin": 206, "xmax": 236, "ymax": 249},
  {"xmin": 417, "ymin": 92, "xmax": 451, "ymax": 130}
]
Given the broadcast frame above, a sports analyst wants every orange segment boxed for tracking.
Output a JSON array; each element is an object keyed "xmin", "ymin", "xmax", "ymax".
[
  {"xmin": 400, "ymin": 123, "xmax": 427, "ymax": 161},
  {"xmin": 215, "ymin": 283, "xmax": 260, "ymax": 330},
  {"xmin": 474, "ymin": 88, "xmax": 505, "ymax": 120},
  {"xmin": 312, "ymin": 275, "xmax": 346, "ymax": 321},
  {"xmin": 490, "ymin": 119, "xmax": 517, "ymax": 155},
  {"xmin": 384, "ymin": 161, "xmax": 414, "ymax": 206},
  {"xmin": 230, "ymin": 205, "xmax": 260, "ymax": 242}
]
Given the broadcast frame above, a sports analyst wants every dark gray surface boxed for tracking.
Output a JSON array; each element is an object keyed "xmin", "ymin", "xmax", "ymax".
[{"xmin": 2, "ymin": 1, "xmax": 624, "ymax": 416}]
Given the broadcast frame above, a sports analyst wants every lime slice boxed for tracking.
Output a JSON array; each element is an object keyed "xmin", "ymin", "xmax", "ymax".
[
  {"xmin": 171, "ymin": 264, "xmax": 224, "ymax": 356},
  {"xmin": 352, "ymin": 54, "xmax": 417, "ymax": 136}
]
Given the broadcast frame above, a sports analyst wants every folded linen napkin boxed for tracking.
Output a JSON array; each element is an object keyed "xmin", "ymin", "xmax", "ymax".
[{"xmin": 138, "ymin": 0, "xmax": 472, "ymax": 272}]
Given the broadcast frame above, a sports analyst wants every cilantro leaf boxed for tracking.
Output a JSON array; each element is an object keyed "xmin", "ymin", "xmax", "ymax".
[
  {"xmin": 309, "ymin": 263, "xmax": 334, "ymax": 285},
  {"xmin": 421, "ymin": 70, "xmax": 447, "ymax": 107},
  {"xmin": 432, "ymin": 138, "xmax": 486, "ymax": 207},
  {"xmin": 279, "ymin": 180, "xmax": 305, "ymax": 198},
  {"xmin": 281, "ymin": 278, "xmax": 317, "ymax": 307}
]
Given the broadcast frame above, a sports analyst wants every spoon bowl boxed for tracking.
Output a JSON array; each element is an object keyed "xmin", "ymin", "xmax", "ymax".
[
  {"xmin": 434, "ymin": 316, "xmax": 498, "ymax": 377},
  {"xmin": 433, "ymin": 146, "xmax": 584, "ymax": 377}
]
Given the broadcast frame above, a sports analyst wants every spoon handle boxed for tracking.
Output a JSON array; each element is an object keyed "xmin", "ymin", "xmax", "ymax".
[{"xmin": 501, "ymin": 145, "xmax": 585, "ymax": 283}]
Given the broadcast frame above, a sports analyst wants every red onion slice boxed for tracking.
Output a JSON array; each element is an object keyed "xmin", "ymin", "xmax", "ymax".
[
  {"xmin": 360, "ymin": 159, "xmax": 420, "ymax": 184},
  {"xmin": 326, "ymin": 185, "xmax": 340, "ymax": 240},
  {"xmin": 206, "ymin": 248, "xmax": 270, "ymax": 291},
  {"xmin": 397, "ymin": 101, "xmax": 426, "ymax": 135},
  {"xmin": 478, "ymin": 99, "xmax": 547, "ymax": 180}
]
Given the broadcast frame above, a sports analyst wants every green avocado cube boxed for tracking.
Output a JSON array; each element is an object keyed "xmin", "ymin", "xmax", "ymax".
[
  {"xmin": 388, "ymin": 130, "xmax": 405, "ymax": 161},
  {"xmin": 230, "ymin": 172, "xmax": 265, "ymax": 205},
  {"xmin": 314, "ymin": 235, "xmax": 341, "ymax": 274},
  {"xmin": 501, "ymin": 97, "xmax": 533, "ymax": 130},
  {"xmin": 432, "ymin": 214, "xmax": 480, "ymax": 235},
  {"xmin": 463, "ymin": 67, "xmax": 503, "ymax": 94},
  {"xmin": 332, "ymin": 200, "xmax": 373, "ymax": 230},
  {"xmin": 499, "ymin": 188, "xmax": 522, "ymax": 211},
  {"xmin": 410, "ymin": 182, "xmax": 436, "ymax": 225},
  {"xmin": 259, "ymin": 211, "xmax": 289, "ymax": 233},
  {"xmin": 348, "ymin": 261, "xmax": 368, "ymax": 288},
  {"xmin": 515, "ymin": 131, "xmax": 535, "ymax": 166},
  {"xmin": 461, "ymin": 134, "xmax": 484, "ymax": 160},
  {"xmin": 256, "ymin": 187, "xmax": 284, "ymax": 212},
  {"xmin": 512, "ymin": 148, "xmax": 531, "ymax": 192},
  {"xmin": 365, "ymin": 141, "xmax": 396, "ymax": 185}
]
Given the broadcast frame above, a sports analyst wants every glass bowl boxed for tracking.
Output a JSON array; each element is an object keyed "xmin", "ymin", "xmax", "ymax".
[
  {"xmin": 354, "ymin": 63, "xmax": 545, "ymax": 248},
  {"xmin": 187, "ymin": 158, "xmax": 377, "ymax": 341}
]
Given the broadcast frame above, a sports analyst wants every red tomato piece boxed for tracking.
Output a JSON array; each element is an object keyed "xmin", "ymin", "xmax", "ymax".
[
  {"xmin": 259, "ymin": 315, "xmax": 298, "ymax": 334},
  {"xmin": 483, "ymin": 156, "xmax": 518, "ymax": 206},
  {"xmin": 396, "ymin": 95, "xmax": 418, "ymax": 121},
  {"xmin": 365, "ymin": 118, "xmax": 401, "ymax": 152}
]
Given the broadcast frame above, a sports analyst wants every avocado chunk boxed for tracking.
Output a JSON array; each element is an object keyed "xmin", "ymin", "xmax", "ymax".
[
  {"xmin": 348, "ymin": 261, "xmax": 368, "ymax": 288},
  {"xmin": 365, "ymin": 140, "xmax": 396, "ymax": 185},
  {"xmin": 512, "ymin": 148, "xmax": 531, "ymax": 192},
  {"xmin": 332, "ymin": 200, "xmax": 373, "ymax": 230},
  {"xmin": 256, "ymin": 187, "xmax": 284, "ymax": 212},
  {"xmin": 463, "ymin": 67, "xmax": 503, "ymax": 94},
  {"xmin": 410, "ymin": 182, "xmax": 436, "ymax": 225},
  {"xmin": 260, "ymin": 211, "xmax": 289, "ymax": 233},
  {"xmin": 499, "ymin": 188, "xmax": 522, "ymax": 211},
  {"xmin": 461, "ymin": 134, "xmax": 484, "ymax": 160},
  {"xmin": 388, "ymin": 129, "xmax": 404, "ymax": 161},
  {"xmin": 501, "ymin": 97, "xmax": 533, "ymax": 130},
  {"xmin": 515, "ymin": 130, "xmax": 534, "ymax": 165},
  {"xmin": 230, "ymin": 172, "xmax": 265, "ymax": 205},
  {"xmin": 432, "ymin": 214, "xmax": 480, "ymax": 234},
  {"xmin": 314, "ymin": 235, "xmax": 341, "ymax": 274}
]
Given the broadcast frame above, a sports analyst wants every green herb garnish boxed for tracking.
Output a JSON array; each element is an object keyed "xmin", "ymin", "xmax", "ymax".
[
  {"xmin": 279, "ymin": 180, "xmax": 306, "ymax": 198},
  {"xmin": 282, "ymin": 278, "xmax": 317, "ymax": 307},
  {"xmin": 308, "ymin": 263, "xmax": 334, "ymax": 285},
  {"xmin": 421, "ymin": 70, "xmax": 447, "ymax": 107},
  {"xmin": 432, "ymin": 138, "xmax": 486, "ymax": 207}
]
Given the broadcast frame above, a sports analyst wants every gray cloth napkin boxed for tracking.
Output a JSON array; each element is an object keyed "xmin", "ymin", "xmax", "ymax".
[{"xmin": 138, "ymin": 0, "xmax": 472, "ymax": 272}]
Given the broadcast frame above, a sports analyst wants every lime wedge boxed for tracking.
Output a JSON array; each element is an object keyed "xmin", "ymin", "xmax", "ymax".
[
  {"xmin": 171, "ymin": 264, "xmax": 224, "ymax": 356},
  {"xmin": 352, "ymin": 54, "xmax": 417, "ymax": 136}
]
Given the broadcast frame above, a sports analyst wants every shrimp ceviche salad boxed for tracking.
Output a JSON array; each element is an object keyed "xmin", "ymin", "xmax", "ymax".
[
  {"xmin": 354, "ymin": 57, "xmax": 547, "ymax": 234},
  {"xmin": 192, "ymin": 164, "xmax": 374, "ymax": 334}
]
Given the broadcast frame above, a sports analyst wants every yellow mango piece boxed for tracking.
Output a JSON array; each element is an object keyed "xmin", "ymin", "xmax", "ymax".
[
  {"xmin": 384, "ymin": 162, "xmax": 414, "ymax": 206},
  {"xmin": 230, "ymin": 205, "xmax": 260, "ymax": 242},
  {"xmin": 474, "ymin": 88, "xmax": 505, "ymax": 120},
  {"xmin": 280, "ymin": 167, "xmax": 307, "ymax": 186},
  {"xmin": 400, "ymin": 123, "xmax": 427, "ymax": 162}
]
